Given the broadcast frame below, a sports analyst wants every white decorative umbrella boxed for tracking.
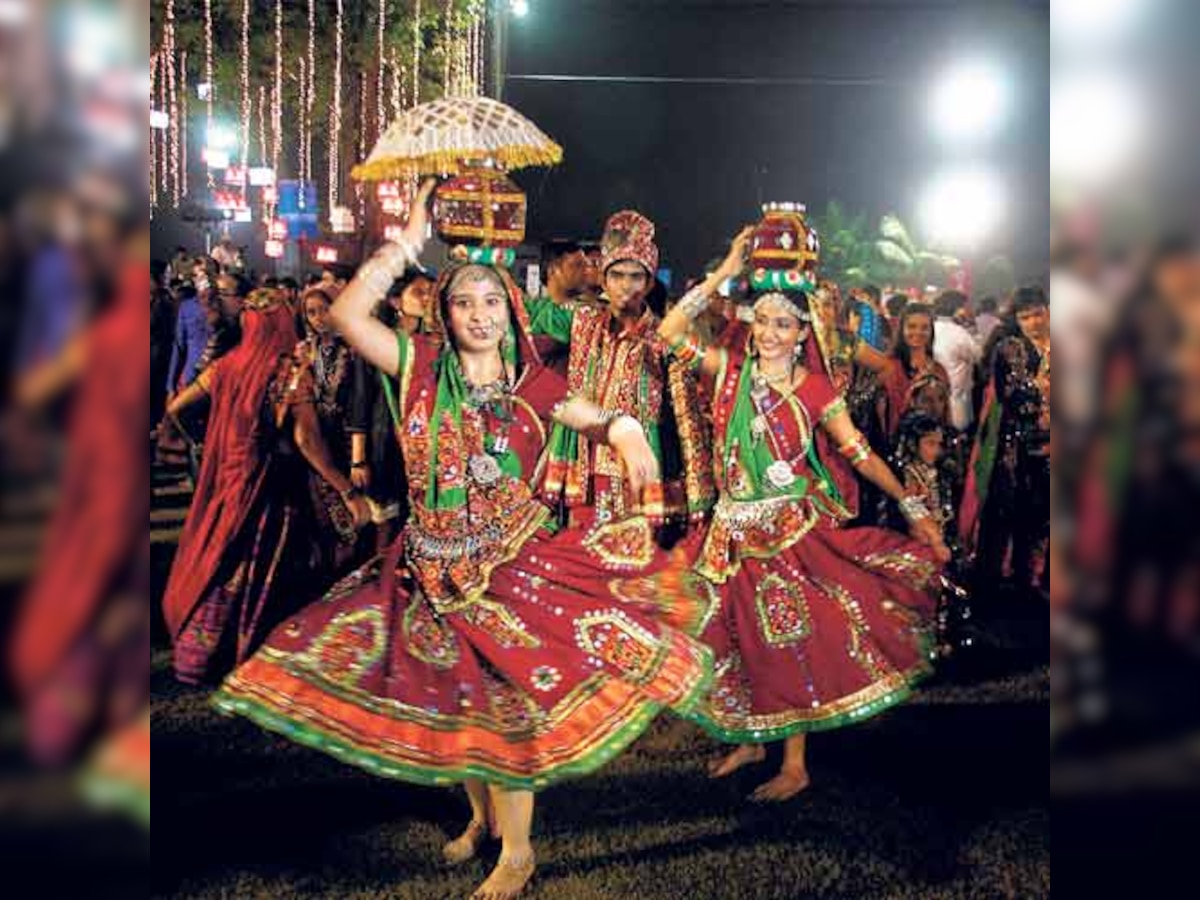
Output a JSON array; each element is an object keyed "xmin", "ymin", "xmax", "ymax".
[{"xmin": 352, "ymin": 96, "xmax": 563, "ymax": 182}]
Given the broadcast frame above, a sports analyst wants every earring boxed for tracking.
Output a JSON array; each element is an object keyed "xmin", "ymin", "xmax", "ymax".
[{"xmin": 793, "ymin": 334, "xmax": 807, "ymax": 360}]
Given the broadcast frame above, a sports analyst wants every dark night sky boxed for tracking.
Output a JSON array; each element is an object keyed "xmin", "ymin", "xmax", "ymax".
[{"xmin": 504, "ymin": 0, "xmax": 1050, "ymax": 283}]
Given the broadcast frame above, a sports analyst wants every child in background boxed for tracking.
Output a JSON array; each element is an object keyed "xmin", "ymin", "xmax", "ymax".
[{"xmin": 895, "ymin": 411, "xmax": 970, "ymax": 657}]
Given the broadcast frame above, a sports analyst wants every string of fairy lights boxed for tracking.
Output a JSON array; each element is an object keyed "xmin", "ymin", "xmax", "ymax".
[
  {"xmin": 149, "ymin": 0, "xmax": 493, "ymax": 239},
  {"xmin": 306, "ymin": 0, "xmax": 316, "ymax": 185},
  {"xmin": 204, "ymin": 0, "xmax": 214, "ymax": 189},
  {"xmin": 150, "ymin": 52, "xmax": 159, "ymax": 214},
  {"xmin": 329, "ymin": 0, "xmax": 344, "ymax": 216},
  {"xmin": 240, "ymin": 0, "xmax": 251, "ymax": 172},
  {"xmin": 180, "ymin": 49, "xmax": 189, "ymax": 198}
]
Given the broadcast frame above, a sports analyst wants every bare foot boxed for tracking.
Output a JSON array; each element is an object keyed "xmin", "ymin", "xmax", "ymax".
[
  {"xmin": 750, "ymin": 767, "xmax": 811, "ymax": 803},
  {"xmin": 707, "ymin": 744, "xmax": 767, "ymax": 779},
  {"xmin": 442, "ymin": 819, "xmax": 487, "ymax": 866},
  {"xmin": 470, "ymin": 851, "xmax": 536, "ymax": 900}
]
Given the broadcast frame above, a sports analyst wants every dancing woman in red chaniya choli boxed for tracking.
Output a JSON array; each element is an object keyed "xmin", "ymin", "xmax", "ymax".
[
  {"xmin": 656, "ymin": 222, "xmax": 951, "ymax": 803},
  {"xmin": 215, "ymin": 182, "xmax": 713, "ymax": 899}
]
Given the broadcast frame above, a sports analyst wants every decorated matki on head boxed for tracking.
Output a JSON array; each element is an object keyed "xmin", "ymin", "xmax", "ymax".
[
  {"xmin": 749, "ymin": 201, "xmax": 820, "ymax": 293},
  {"xmin": 433, "ymin": 163, "xmax": 526, "ymax": 265}
]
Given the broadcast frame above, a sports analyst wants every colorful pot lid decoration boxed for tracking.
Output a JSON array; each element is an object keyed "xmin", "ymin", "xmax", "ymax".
[
  {"xmin": 749, "ymin": 201, "xmax": 821, "ymax": 293},
  {"xmin": 433, "ymin": 165, "xmax": 527, "ymax": 252},
  {"xmin": 351, "ymin": 96, "xmax": 564, "ymax": 182}
]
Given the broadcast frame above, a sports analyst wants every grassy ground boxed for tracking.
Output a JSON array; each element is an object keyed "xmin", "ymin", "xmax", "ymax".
[{"xmin": 133, "ymin": 462, "xmax": 1048, "ymax": 898}]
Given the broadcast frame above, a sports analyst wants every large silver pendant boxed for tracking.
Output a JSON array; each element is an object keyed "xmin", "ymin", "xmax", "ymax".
[
  {"xmin": 764, "ymin": 459, "xmax": 796, "ymax": 490},
  {"xmin": 468, "ymin": 453, "xmax": 503, "ymax": 486},
  {"xmin": 750, "ymin": 414, "xmax": 769, "ymax": 442}
]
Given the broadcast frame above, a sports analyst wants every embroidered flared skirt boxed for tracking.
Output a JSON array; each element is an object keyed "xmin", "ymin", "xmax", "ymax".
[
  {"xmin": 690, "ymin": 524, "xmax": 940, "ymax": 743},
  {"xmin": 214, "ymin": 519, "xmax": 714, "ymax": 790}
]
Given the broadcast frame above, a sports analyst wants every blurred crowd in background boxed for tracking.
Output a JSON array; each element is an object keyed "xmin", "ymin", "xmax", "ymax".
[{"xmin": 0, "ymin": 0, "xmax": 1196, "ymax": 895}]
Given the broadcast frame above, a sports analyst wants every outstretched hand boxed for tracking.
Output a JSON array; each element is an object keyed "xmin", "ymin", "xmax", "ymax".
[
  {"xmin": 910, "ymin": 518, "xmax": 952, "ymax": 564},
  {"xmin": 610, "ymin": 417, "xmax": 661, "ymax": 498}
]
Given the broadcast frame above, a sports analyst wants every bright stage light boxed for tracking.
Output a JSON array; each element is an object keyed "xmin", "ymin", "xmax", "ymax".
[
  {"xmin": 0, "ymin": 1, "xmax": 29, "ymax": 27},
  {"xmin": 918, "ymin": 168, "xmax": 1005, "ymax": 251},
  {"xmin": 207, "ymin": 124, "xmax": 237, "ymax": 150},
  {"xmin": 150, "ymin": 109, "xmax": 169, "ymax": 130},
  {"xmin": 930, "ymin": 62, "xmax": 1008, "ymax": 142},
  {"xmin": 203, "ymin": 147, "xmax": 230, "ymax": 169},
  {"xmin": 510, "ymin": 0, "xmax": 529, "ymax": 18},
  {"xmin": 1051, "ymin": 72, "xmax": 1142, "ymax": 186},
  {"xmin": 1053, "ymin": 0, "xmax": 1145, "ymax": 44}
]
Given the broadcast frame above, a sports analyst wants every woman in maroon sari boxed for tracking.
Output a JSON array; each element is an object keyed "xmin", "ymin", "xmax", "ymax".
[
  {"xmin": 9, "ymin": 230, "xmax": 150, "ymax": 766},
  {"xmin": 216, "ymin": 182, "xmax": 713, "ymax": 900},
  {"xmin": 161, "ymin": 289, "xmax": 369, "ymax": 685}
]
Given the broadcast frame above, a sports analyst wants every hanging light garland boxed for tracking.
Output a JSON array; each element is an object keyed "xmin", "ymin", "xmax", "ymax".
[
  {"xmin": 240, "ymin": 0, "xmax": 251, "ymax": 167},
  {"xmin": 307, "ymin": 0, "xmax": 316, "ymax": 185},
  {"xmin": 204, "ymin": 0, "xmax": 214, "ymax": 189},
  {"xmin": 163, "ymin": 0, "xmax": 179, "ymax": 206},
  {"xmin": 472, "ymin": 2, "xmax": 482, "ymax": 97},
  {"xmin": 442, "ymin": 0, "xmax": 452, "ymax": 98},
  {"xmin": 180, "ymin": 48, "xmax": 189, "ymax": 198},
  {"xmin": 376, "ymin": 0, "xmax": 387, "ymax": 139},
  {"xmin": 357, "ymin": 73, "xmax": 368, "ymax": 224},
  {"xmin": 203, "ymin": 0, "xmax": 214, "ymax": 124},
  {"xmin": 258, "ymin": 83, "xmax": 271, "ymax": 221},
  {"xmin": 390, "ymin": 46, "xmax": 402, "ymax": 118},
  {"xmin": 272, "ymin": 0, "xmax": 283, "ymax": 178},
  {"xmin": 258, "ymin": 84, "xmax": 268, "ymax": 168},
  {"xmin": 468, "ymin": 9, "xmax": 478, "ymax": 96},
  {"xmin": 412, "ymin": 0, "xmax": 422, "ymax": 107},
  {"xmin": 150, "ymin": 52, "xmax": 159, "ymax": 212},
  {"xmin": 329, "ymin": 0, "xmax": 344, "ymax": 215},
  {"xmin": 298, "ymin": 55, "xmax": 308, "ymax": 184}
]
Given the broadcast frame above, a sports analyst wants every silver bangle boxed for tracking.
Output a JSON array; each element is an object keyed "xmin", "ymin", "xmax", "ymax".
[
  {"xmin": 605, "ymin": 413, "xmax": 642, "ymax": 445},
  {"xmin": 899, "ymin": 495, "xmax": 931, "ymax": 523},
  {"xmin": 675, "ymin": 285, "xmax": 711, "ymax": 321},
  {"xmin": 356, "ymin": 241, "xmax": 417, "ymax": 296}
]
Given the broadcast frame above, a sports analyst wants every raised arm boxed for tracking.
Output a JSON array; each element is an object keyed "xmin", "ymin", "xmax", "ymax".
[
  {"xmin": 658, "ymin": 226, "xmax": 753, "ymax": 378},
  {"xmin": 330, "ymin": 179, "xmax": 436, "ymax": 376}
]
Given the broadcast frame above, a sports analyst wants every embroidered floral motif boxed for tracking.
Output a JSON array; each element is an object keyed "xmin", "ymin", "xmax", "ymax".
[
  {"xmin": 754, "ymin": 574, "xmax": 812, "ymax": 647},
  {"xmin": 582, "ymin": 517, "xmax": 655, "ymax": 569},
  {"xmin": 574, "ymin": 609, "xmax": 663, "ymax": 684},
  {"xmin": 481, "ymin": 666, "xmax": 544, "ymax": 734},
  {"xmin": 530, "ymin": 665, "xmax": 562, "ymax": 693},
  {"xmin": 437, "ymin": 412, "xmax": 466, "ymax": 491},
  {"xmin": 403, "ymin": 595, "xmax": 461, "ymax": 669},
  {"xmin": 859, "ymin": 551, "xmax": 938, "ymax": 590},
  {"xmin": 298, "ymin": 607, "xmax": 387, "ymax": 689},
  {"xmin": 708, "ymin": 650, "xmax": 753, "ymax": 720},
  {"xmin": 463, "ymin": 600, "xmax": 542, "ymax": 650},
  {"xmin": 812, "ymin": 577, "xmax": 888, "ymax": 682}
]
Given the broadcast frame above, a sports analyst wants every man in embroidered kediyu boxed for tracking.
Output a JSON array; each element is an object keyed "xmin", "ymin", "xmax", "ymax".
[{"xmin": 530, "ymin": 210, "xmax": 714, "ymax": 538}]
